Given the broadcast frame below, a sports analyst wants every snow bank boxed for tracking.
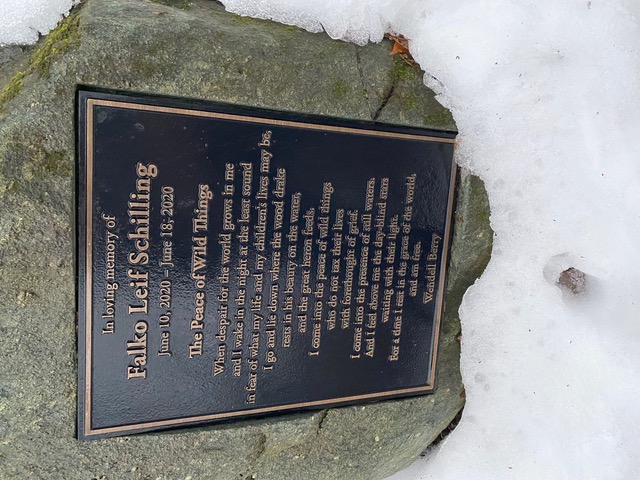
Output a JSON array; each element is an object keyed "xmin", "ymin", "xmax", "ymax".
[
  {"xmin": 0, "ymin": 0, "xmax": 79, "ymax": 45},
  {"xmin": 4, "ymin": 0, "xmax": 640, "ymax": 478}
]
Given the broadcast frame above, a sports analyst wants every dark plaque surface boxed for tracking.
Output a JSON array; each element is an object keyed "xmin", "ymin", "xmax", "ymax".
[{"xmin": 76, "ymin": 88, "xmax": 457, "ymax": 440}]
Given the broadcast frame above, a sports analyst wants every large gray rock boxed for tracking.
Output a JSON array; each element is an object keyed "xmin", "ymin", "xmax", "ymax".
[{"xmin": 0, "ymin": 1, "xmax": 492, "ymax": 478}]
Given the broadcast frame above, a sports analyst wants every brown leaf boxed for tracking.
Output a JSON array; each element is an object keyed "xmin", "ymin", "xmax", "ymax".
[
  {"xmin": 384, "ymin": 33, "xmax": 418, "ymax": 67},
  {"xmin": 390, "ymin": 39, "xmax": 409, "ymax": 56}
]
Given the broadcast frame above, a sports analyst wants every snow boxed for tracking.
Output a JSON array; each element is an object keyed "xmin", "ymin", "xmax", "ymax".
[
  {"xmin": 0, "ymin": 0, "xmax": 79, "ymax": 45},
  {"xmin": 3, "ymin": 0, "xmax": 640, "ymax": 478}
]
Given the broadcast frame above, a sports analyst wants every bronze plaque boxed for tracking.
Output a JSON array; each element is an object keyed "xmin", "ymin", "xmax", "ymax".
[{"xmin": 76, "ymin": 88, "xmax": 457, "ymax": 440}]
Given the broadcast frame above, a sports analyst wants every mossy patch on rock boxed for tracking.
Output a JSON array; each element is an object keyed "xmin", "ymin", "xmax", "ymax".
[
  {"xmin": 424, "ymin": 108, "xmax": 455, "ymax": 128},
  {"xmin": 373, "ymin": 52, "xmax": 455, "ymax": 130},
  {"xmin": 150, "ymin": 0, "xmax": 195, "ymax": 9},
  {"xmin": 391, "ymin": 56, "xmax": 417, "ymax": 82},
  {"xmin": 29, "ymin": 11, "xmax": 81, "ymax": 77},
  {"xmin": 332, "ymin": 77, "xmax": 351, "ymax": 100},
  {"xmin": 0, "ymin": 9, "xmax": 81, "ymax": 112},
  {"xmin": 0, "ymin": 74, "xmax": 23, "ymax": 110}
]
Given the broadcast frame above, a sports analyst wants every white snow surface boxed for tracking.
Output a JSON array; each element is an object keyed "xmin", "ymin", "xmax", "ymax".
[
  {"xmin": 3, "ymin": 1, "xmax": 640, "ymax": 478},
  {"xmin": 0, "ymin": 0, "xmax": 79, "ymax": 45}
]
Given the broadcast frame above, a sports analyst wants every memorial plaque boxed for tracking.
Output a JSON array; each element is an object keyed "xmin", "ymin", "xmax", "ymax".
[{"xmin": 76, "ymin": 88, "xmax": 457, "ymax": 440}]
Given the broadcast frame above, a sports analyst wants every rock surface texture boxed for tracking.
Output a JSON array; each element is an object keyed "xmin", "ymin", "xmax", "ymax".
[{"xmin": 0, "ymin": 1, "xmax": 492, "ymax": 478}]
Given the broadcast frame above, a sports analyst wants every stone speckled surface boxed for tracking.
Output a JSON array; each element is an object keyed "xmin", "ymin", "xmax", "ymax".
[{"xmin": 0, "ymin": 1, "xmax": 491, "ymax": 478}]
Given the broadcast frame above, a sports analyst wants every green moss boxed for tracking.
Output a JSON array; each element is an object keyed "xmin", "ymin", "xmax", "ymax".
[
  {"xmin": 468, "ymin": 175, "xmax": 491, "ymax": 224},
  {"xmin": 0, "ymin": 10, "xmax": 81, "ymax": 113},
  {"xmin": 391, "ymin": 56, "xmax": 417, "ymax": 82},
  {"xmin": 332, "ymin": 78, "xmax": 350, "ymax": 100},
  {"xmin": 227, "ymin": 12, "xmax": 267, "ymax": 26},
  {"xmin": 234, "ymin": 15, "xmax": 256, "ymax": 23},
  {"xmin": 40, "ymin": 151, "xmax": 72, "ymax": 177},
  {"xmin": 0, "ymin": 74, "xmax": 25, "ymax": 109},
  {"xmin": 399, "ymin": 91, "xmax": 419, "ymax": 111},
  {"xmin": 423, "ymin": 108, "xmax": 455, "ymax": 128},
  {"xmin": 150, "ymin": 0, "xmax": 194, "ymax": 9},
  {"xmin": 30, "ymin": 11, "xmax": 81, "ymax": 77}
]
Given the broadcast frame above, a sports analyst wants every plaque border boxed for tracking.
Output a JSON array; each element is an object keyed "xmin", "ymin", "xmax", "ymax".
[{"xmin": 77, "ymin": 89, "xmax": 458, "ymax": 439}]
